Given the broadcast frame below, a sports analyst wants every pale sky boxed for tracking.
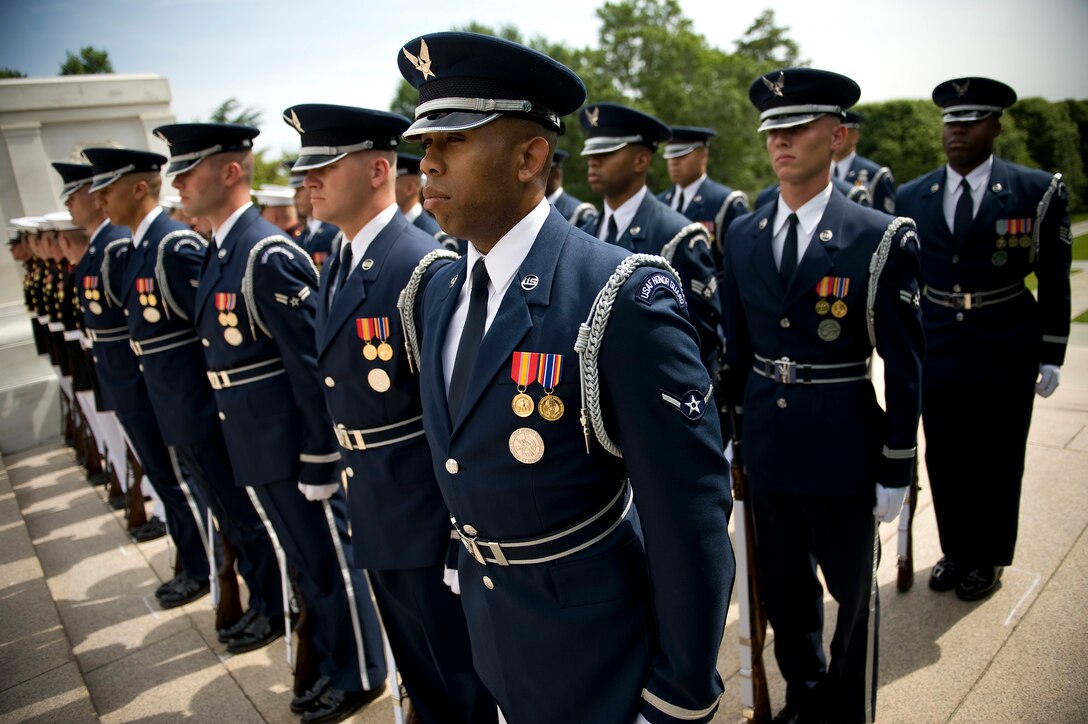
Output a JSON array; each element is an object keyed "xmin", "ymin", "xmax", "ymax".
[{"xmin": 2, "ymin": 0, "xmax": 1086, "ymax": 156}]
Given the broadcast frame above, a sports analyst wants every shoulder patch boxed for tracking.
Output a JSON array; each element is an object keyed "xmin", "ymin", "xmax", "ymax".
[
  {"xmin": 273, "ymin": 286, "xmax": 312, "ymax": 307},
  {"xmin": 171, "ymin": 235, "xmax": 205, "ymax": 253},
  {"xmin": 660, "ymin": 386, "xmax": 713, "ymax": 421},
  {"xmin": 637, "ymin": 272, "xmax": 687, "ymax": 309},
  {"xmin": 261, "ymin": 245, "xmax": 296, "ymax": 263}
]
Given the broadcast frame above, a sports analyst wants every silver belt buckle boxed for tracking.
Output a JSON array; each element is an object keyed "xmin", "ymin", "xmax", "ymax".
[
  {"xmin": 206, "ymin": 370, "xmax": 230, "ymax": 390},
  {"xmin": 774, "ymin": 357, "xmax": 794, "ymax": 384},
  {"xmin": 459, "ymin": 530, "xmax": 487, "ymax": 565},
  {"xmin": 129, "ymin": 339, "xmax": 142, "ymax": 355},
  {"xmin": 334, "ymin": 424, "xmax": 352, "ymax": 449}
]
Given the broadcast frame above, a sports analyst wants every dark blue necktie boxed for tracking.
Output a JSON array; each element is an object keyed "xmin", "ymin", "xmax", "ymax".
[
  {"xmin": 447, "ymin": 258, "xmax": 490, "ymax": 419},
  {"xmin": 603, "ymin": 215, "xmax": 618, "ymax": 246},
  {"xmin": 954, "ymin": 178, "xmax": 973, "ymax": 246},
  {"xmin": 779, "ymin": 213, "xmax": 799, "ymax": 289}
]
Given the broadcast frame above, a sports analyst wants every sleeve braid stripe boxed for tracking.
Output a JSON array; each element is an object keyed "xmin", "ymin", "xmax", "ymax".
[
  {"xmin": 242, "ymin": 235, "xmax": 317, "ymax": 340},
  {"xmin": 1031, "ymin": 172, "xmax": 1063, "ymax": 264},
  {"xmin": 574, "ymin": 253, "xmax": 680, "ymax": 458},
  {"xmin": 659, "ymin": 222, "xmax": 711, "ymax": 264},
  {"xmin": 866, "ymin": 217, "xmax": 917, "ymax": 348},
  {"xmin": 396, "ymin": 249, "xmax": 460, "ymax": 374}
]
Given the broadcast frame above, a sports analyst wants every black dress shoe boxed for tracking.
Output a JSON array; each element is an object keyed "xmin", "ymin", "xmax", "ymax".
[
  {"xmin": 956, "ymin": 566, "xmax": 1002, "ymax": 601},
  {"xmin": 929, "ymin": 556, "xmax": 962, "ymax": 592},
  {"xmin": 155, "ymin": 574, "xmax": 184, "ymax": 599},
  {"xmin": 291, "ymin": 675, "xmax": 331, "ymax": 714},
  {"xmin": 158, "ymin": 577, "xmax": 210, "ymax": 609},
  {"xmin": 108, "ymin": 493, "xmax": 127, "ymax": 510},
  {"xmin": 301, "ymin": 681, "xmax": 386, "ymax": 723},
  {"xmin": 217, "ymin": 608, "xmax": 258, "ymax": 643},
  {"xmin": 130, "ymin": 517, "xmax": 167, "ymax": 543},
  {"xmin": 226, "ymin": 613, "xmax": 284, "ymax": 654}
]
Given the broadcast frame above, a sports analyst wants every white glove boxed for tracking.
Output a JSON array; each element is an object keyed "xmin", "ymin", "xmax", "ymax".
[
  {"xmin": 1036, "ymin": 364, "xmax": 1061, "ymax": 398},
  {"xmin": 873, "ymin": 483, "xmax": 908, "ymax": 523},
  {"xmin": 633, "ymin": 715, "xmax": 652, "ymax": 724},
  {"xmin": 443, "ymin": 567, "xmax": 461, "ymax": 595},
  {"xmin": 297, "ymin": 482, "xmax": 339, "ymax": 501}
]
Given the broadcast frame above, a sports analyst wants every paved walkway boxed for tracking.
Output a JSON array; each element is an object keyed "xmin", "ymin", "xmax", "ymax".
[{"xmin": 2, "ymin": 269, "xmax": 1088, "ymax": 722}]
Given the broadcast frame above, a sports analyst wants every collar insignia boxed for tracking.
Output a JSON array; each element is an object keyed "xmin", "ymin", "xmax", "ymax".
[{"xmin": 403, "ymin": 39, "xmax": 436, "ymax": 80}]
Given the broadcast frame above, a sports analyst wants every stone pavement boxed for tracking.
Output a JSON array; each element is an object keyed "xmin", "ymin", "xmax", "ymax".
[{"xmin": 2, "ymin": 276, "xmax": 1087, "ymax": 722}]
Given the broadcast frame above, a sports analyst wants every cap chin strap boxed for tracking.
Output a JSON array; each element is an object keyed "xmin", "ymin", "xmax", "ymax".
[{"xmin": 415, "ymin": 96, "xmax": 560, "ymax": 130}]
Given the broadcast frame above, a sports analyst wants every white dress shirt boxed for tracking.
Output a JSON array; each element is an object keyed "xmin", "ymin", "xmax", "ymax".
[
  {"xmin": 132, "ymin": 205, "xmax": 164, "ymax": 247},
  {"xmin": 942, "ymin": 155, "xmax": 993, "ymax": 232},
  {"xmin": 772, "ymin": 183, "xmax": 833, "ymax": 270},
  {"xmin": 599, "ymin": 185, "xmax": 648, "ymax": 241},
  {"xmin": 672, "ymin": 174, "xmax": 706, "ymax": 213},
  {"xmin": 213, "ymin": 202, "xmax": 253, "ymax": 249},
  {"xmin": 833, "ymin": 152, "xmax": 856, "ymax": 182}
]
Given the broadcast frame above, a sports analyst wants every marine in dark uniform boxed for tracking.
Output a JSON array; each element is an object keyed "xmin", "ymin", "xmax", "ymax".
[
  {"xmin": 833, "ymin": 110, "xmax": 896, "ymax": 214},
  {"xmin": 399, "ymin": 31, "xmax": 734, "ymax": 724},
  {"xmin": 160, "ymin": 121, "xmax": 388, "ymax": 723},
  {"xmin": 897, "ymin": 77, "xmax": 1071, "ymax": 602},
  {"xmin": 721, "ymin": 68, "xmax": 924, "ymax": 723},
  {"xmin": 577, "ymin": 102, "xmax": 723, "ymax": 382},
  {"xmin": 285, "ymin": 102, "xmax": 496, "ymax": 724}
]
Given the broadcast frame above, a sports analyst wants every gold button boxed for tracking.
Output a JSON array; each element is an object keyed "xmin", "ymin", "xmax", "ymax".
[
  {"xmin": 445, "ymin": 458, "xmax": 459, "ymax": 474},
  {"xmin": 779, "ymin": 318, "xmax": 790, "ymax": 329},
  {"xmin": 123, "ymin": 309, "xmax": 129, "ymax": 315},
  {"xmin": 463, "ymin": 524, "xmax": 477, "ymax": 536},
  {"xmin": 482, "ymin": 576, "xmax": 494, "ymax": 590},
  {"xmin": 952, "ymin": 284, "xmax": 961, "ymax": 293},
  {"xmin": 202, "ymin": 338, "xmax": 210, "ymax": 347},
  {"xmin": 218, "ymin": 412, "xmax": 226, "ymax": 421},
  {"xmin": 777, "ymin": 398, "xmax": 788, "ymax": 409},
  {"xmin": 346, "ymin": 467, "xmax": 354, "ymax": 478},
  {"xmin": 324, "ymin": 376, "xmax": 335, "ymax": 388}
]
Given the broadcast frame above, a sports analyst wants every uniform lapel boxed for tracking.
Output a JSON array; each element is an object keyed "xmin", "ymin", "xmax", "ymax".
[
  {"xmin": 746, "ymin": 206, "xmax": 781, "ymax": 302},
  {"xmin": 781, "ymin": 192, "xmax": 843, "ymax": 312},
  {"xmin": 969, "ymin": 158, "xmax": 1012, "ymax": 249},
  {"xmin": 195, "ymin": 207, "xmax": 254, "ymax": 322},
  {"xmin": 424, "ymin": 255, "xmax": 466, "ymax": 436},
  {"xmin": 450, "ymin": 209, "xmax": 564, "ymax": 434}
]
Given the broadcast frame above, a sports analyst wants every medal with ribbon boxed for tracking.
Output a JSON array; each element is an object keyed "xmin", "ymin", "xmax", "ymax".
[
  {"xmin": 510, "ymin": 351, "xmax": 539, "ymax": 417},
  {"xmin": 537, "ymin": 353, "xmax": 564, "ymax": 421},
  {"xmin": 831, "ymin": 277, "xmax": 850, "ymax": 318},
  {"xmin": 137, "ymin": 278, "xmax": 161, "ymax": 323},
  {"xmin": 356, "ymin": 317, "xmax": 393, "ymax": 361},
  {"xmin": 815, "ymin": 276, "xmax": 832, "ymax": 315},
  {"xmin": 216, "ymin": 292, "xmax": 243, "ymax": 346},
  {"xmin": 84, "ymin": 276, "xmax": 102, "ymax": 315}
]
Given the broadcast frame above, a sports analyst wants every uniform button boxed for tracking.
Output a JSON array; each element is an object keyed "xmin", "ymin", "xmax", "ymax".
[
  {"xmin": 952, "ymin": 284, "xmax": 962, "ymax": 293},
  {"xmin": 346, "ymin": 467, "xmax": 354, "ymax": 478},
  {"xmin": 951, "ymin": 255, "xmax": 960, "ymax": 264},
  {"xmin": 955, "ymin": 312, "xmax": 964, "ymax": 322},
  {"xmin": 324, "ymin": 376, "xmax": 335, "ymax": 388},
  {"xmin": 201, "ymin": 338, "xmax": 210, "ymax": 347},
  {"xmin": 138, "ymin": 364, "xmax": 144, "ymax": 372},
  {"xmin": 218, "ymin": 248, "xmax": 226, "ymax": 259},
  {"xmin": 482, "ymin": 576, "xmax": 494, "ymax": 590},
  {"xmin": 776, "ymin": 398, "xmax": 788, "ymax": 409},
  {"xmin": 463, "ymin": 524, "xmax": 478, "ymax": 536},
  {"xmin": 93, "ymin": 356, "xmax": 98, "ymax": 363},
  {"xmin": 123, "ymin": 309, "xmax": 129, "ymax": 316},
  {"xmin": 445, "ymin": 458, "xmax": 459, "ymax": 474},
  {"xmin": 218, "ymin": 411, "xmax": 226, "ymax": 421},
  {"xmin": 779, "ymin": 318, "xmax": 790, "ymax": 329}
]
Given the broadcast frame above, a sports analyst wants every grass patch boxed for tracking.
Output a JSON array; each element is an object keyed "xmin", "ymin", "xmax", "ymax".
[
  {"xmin": 1072, "ymin": 211, "xmax": 1088, "ymax": 225},
  {"xmin": 1025, "ymin": 267, "xmax": 1082, "ymax": 291},
  {"xmin": 1075, "ymin": 233, "xmax": 1088, "ymax": 261},
  {"xmin": 1075, "ymin": 308, "xmax": 1088, "ymax": 324}
]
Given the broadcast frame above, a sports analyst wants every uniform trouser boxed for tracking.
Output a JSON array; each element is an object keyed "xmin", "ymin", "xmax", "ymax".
[
  {"xmin": 251, "ymin": 482, "xmax": 386, "ymax": 691},
  {"xmin": 923, "ymin": 378, "xmax": 1035, "ymax": 567},
  {"xmin": 173, "ymin": 432, "xmax": 282, "ymax": 619},
  {"xmin": 369, "ymin": 566, "xmax": 497, "ymax": 724},
  {"xmin": 750, "ymin": 487, "xmax": 879, "ymax": 723},
  {"xmin": 114, "ymin": 408, "xmax": 210, "ymax": 581}
]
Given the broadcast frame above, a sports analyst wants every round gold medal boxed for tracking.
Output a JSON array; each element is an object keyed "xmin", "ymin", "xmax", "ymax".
[
  {"xmin": 512, "ymin": 392, "xmax": 534, "ymax": 417},
  {"xmin": 538, "ymin": 394, "xmax": 564, "ymax": 422},
  {"xmin": 362, "ymin": 343, "xmax": 378, "ymax": 361},
  {"xmin": 225, "ymin": 312, "xmax": 238, "ymax": 327},
  {"xmin": 88, "ymin": 301, "xmax": 102, "ymax": 315},
  {"xmin": 508, "ymin": 427, "xmax": 545, "ymax": 464},
  {"xmin": 1019, "ymin": 235, "xmax": 1032, "ymax": 249},
  {"xmin": 143, "ymin": 307, "xmax": 161, "ymax": 323},
  {"xmin": 377, "ymin": 342, "xmax": 394, "ymax": 361},
  {"xmin": 93, "ymin": 290, "xmax": 101, "ymax": 301},
  {"xmin": 368, "ymin": 368, "xmax": 391, "ymax": 392},
  {"xmin": 139, "ymin": 293, "xmax": 148, "ymax": 306},
  {"xmin": 817, "ymin": 318, "xmax": 842, "ymax": 342},
  {"xmin": 85, "ymin": 289, "xmax": 93, "ymax": 300},
  {"xmin": 815, "ymin": 299, "xmax": 831, "ymax": 316},
  {"xmin": 218, "ymin": 312, "xmax": 229, "ymax": 326},
  {"xmin": 831, "ymin": 300, "xmax": 848, "ymax": 318},
  {"xmin": 995, "ymin": 236, "xmax": 1007, "ymax": 250},
  {"xmin": 224, "ymin": 327, "xmax": 244, "ymax": 346},
  {"xmin": 147, "ymin": 293, "xmax": 158, "ymax": 307}
]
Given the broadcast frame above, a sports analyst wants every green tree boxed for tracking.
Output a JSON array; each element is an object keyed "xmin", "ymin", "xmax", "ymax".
[
  {"xmin": 1006, "ymin": 97, "xmax": 1087, "ymax": 210},
  {"xmin": 854, "ymin": 100, "xmax": 944, "ymax": 184},
  {"xmin": 208, "ymin": 98, "xmax": 263, "ymax": 127},
  {"xmin": 0, "ymin": 67, "xmax": 27, "ymax": 78},
  {"xmin": 252, "ymin": 149, "xmax": 294, "ymax": 189},
  {"xmin": 59, "ymin": 47, "xmax": 113, "ymax": 75},
  {"xmin": 734, "ymin": 10, "xmax": 805, "ymax": 69}
]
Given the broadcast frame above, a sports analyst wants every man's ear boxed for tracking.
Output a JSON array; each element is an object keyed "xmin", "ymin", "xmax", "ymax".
[
  {"xmin": 632, "ymin": 147, "xmax": 652, "ymax": 174},
  {"xmin": 517, "ymin": 136, "xmax": 552, "ymax": 183}
]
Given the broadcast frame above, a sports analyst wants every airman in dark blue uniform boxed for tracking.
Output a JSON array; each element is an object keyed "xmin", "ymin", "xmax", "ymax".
[
  {"xmin": 52, "ymin": 159, "xmax": 211, "ymax": 606},
  {"xmin": 399, "ymin": 31, "xmax": 734, "ymax": 724},
  {"xmin": 577, "ymin": 102, "xmax": 723, "ymax": 381},
  {"xmin": 833, "ymin": 111, "xmax": 897, "ymax": 214},
  {"xmin": 546, "ymin": 149, "xmax": 597, "ymax": 226},
  {"xmin": 396, "ymin": 152, "xmax": 440, "ymax": 235},
  {"xmin": 158, "ymin": 121, "xmax": 388, "ymax": 723},
  {"xmin": 83, "ymin": 147, "xmax": 284, "ymax": 639},
  {"xmin": 284, "ymin": 102, "xmax": 495, "ymax": 724},
  {"xmin": 722, "ymin": 68, "xmax": 924, "ymax": 723},
  {"xmin": 897, "ymin": 77, "xmax": 1071, "ymax": 602}
]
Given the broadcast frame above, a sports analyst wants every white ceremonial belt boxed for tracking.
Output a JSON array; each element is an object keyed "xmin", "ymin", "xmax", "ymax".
[
  {"xmin": 130, "ymin": 329, "xmax": 198, "ymax": 356},
  {"xmin": 334, "ymin": 415, "xmax": 424, "ymax": 451},
  {"xmin": 206, "ymin": 357, "xmax": 285, "ymax": 390},
  {"xmin": 753, "ymin": 354, "xmax": 870, "ymax": 385},
  {"xmin": 453, "ymin": 482, "xmax": 632, "ymax": 567},
  {"xmin": 923, "ymin": 281, "xmax": 1024, "ymax": 311}
]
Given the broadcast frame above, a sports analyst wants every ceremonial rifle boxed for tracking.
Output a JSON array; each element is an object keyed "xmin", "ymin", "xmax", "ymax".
[{"xmin": 896, "ymin": 459, "xmax": 920, "ymax": 591}]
